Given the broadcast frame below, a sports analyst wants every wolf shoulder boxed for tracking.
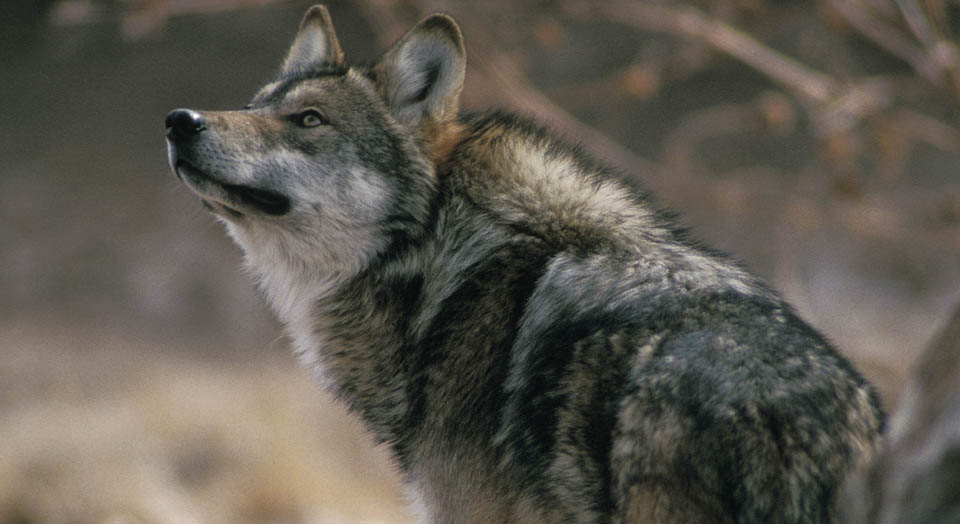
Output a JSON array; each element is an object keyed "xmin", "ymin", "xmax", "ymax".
[{"xmin": 439, "ymin": 107, "xmax": 883, "ymax": 454}]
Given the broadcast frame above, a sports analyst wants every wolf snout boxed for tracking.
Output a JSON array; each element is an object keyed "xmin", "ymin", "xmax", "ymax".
[{"xmin": 166, "ymin": 108, "xmax": 206, "ymax": 140}]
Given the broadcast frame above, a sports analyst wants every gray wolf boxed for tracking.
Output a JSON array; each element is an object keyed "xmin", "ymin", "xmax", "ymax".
[{"xmin": 165, "ymin": 5, "xmax": 884, "ymax": 523}]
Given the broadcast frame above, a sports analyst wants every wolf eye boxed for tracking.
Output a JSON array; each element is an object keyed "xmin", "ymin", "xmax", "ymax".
[{"xmin": 296, "ymin": 109, "xmax": 327, "ymax": 128}]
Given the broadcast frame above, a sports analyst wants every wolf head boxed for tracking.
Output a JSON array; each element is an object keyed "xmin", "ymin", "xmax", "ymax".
[{"xmin": 165, "ymin": 5, "xmax": 465, "ymax": 295}]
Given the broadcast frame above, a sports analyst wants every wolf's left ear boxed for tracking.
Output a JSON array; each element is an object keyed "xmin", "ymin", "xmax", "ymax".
[
  {"xmin": 281, "ymin": 5, "xmax": 345, "ymax": 74},
  {"xmin": 374, "ymin": 14, "xmax": 466, "ymax": 129}
]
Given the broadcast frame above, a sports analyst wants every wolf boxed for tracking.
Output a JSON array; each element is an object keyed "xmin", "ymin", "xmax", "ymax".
[{"xmin": 165, "ymin": 5, "xmax": 884, "ymax": 523}]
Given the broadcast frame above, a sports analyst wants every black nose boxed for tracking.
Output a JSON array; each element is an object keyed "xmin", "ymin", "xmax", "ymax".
[{"xmin": 165, "ymin": 108, "xmax": 206, "ymax": 139}]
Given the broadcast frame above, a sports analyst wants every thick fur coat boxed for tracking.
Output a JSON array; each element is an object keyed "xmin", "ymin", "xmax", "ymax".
[{"xmin": 165, "ymin": 6, "xmax": 884, "ymax": 523}]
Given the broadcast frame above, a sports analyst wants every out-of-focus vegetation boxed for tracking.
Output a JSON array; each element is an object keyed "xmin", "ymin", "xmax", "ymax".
[
  {"xmin": 0, "ymin": 324, "xmax": 406, "ymax": 524},
  {"xmin": 1, "ymin": 0, "xmax": 958, "ymax": 522}
]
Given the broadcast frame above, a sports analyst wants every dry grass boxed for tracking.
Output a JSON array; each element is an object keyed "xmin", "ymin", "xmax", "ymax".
[{"xmin": 0, "ymin": 322, "xmax": 409, "ymax": 524}]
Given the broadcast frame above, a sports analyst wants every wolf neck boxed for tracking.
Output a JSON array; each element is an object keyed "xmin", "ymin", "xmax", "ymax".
[
  {"xmin": 282, "ymin": 248, "xmax": 429, "ymax": 441},
  {"xmin": 225, "ymin": 216, "xmax": 428, "ymax": 442},
  {"xmin": 224, "ymin": 221, "xmax": 360, "ymax": 383}
]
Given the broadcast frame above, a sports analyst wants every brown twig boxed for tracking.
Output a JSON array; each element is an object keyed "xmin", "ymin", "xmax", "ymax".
[
  {"xmin": 830, "ymin": 0, "xmax": 960, "ymax": 98},
  {"xmin": 895, "ymin": 0, "xmax": 939, "ymax": 47},
  {"xmin": 894, "ymin": 107, "xmax": 960, "ymax": 151},
  {"xmin": 831, "ymin": 0, "xmax": 930, "ymax": 74},
  {"xmin": 598, "ymin": 3, "xmax": 840, "ymax": 104},
  {"xmin": 596, "ymin": 2, "xmax": 908, "ymax": 137}
]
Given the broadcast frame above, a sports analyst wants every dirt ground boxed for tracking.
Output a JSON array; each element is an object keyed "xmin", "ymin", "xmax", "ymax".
[{"xmin": 2, "ymin": 1, "xmax": 958, "ymax": 522}]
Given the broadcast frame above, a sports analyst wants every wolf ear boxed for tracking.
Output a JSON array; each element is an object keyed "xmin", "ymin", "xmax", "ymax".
[
  {"xmin": 281, "ymin": 5, "xmax": 344, "ymax": 74},
  {"xmin": 374, "ymin": 14, "xmax": 466, "ymax": 129}
]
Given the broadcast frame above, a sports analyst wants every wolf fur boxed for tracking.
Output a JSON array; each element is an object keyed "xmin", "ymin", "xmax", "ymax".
[{"xmin": 165, "ymin": 5, "xmax": 884, "ymax": 523}]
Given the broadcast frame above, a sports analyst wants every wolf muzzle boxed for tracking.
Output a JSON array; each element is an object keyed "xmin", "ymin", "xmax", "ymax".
[{"xmin": 165, "ymin": 108, "xmax": 291, "ymax": 216}]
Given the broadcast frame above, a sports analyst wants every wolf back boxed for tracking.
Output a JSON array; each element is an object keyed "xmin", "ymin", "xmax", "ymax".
[{"xmin": 165, "ymin": 5, "xmax": 885, "ymax": 523}]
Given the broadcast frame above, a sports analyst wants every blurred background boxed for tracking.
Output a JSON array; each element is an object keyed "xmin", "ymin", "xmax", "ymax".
[{"xmin": 1, "ymin": 0, "xmax": 958, "ymax": 522}]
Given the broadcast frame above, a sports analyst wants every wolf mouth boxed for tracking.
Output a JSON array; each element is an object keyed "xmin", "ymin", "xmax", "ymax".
[{"xmin": 175, "ymin": 160, "xmax": 291, "ymax": 216}]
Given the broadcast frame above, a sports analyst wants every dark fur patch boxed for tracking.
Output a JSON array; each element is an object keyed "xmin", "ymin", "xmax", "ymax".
[{"xmin": 410, "ymin": 61, "xmax": 441, "ymax": 104}]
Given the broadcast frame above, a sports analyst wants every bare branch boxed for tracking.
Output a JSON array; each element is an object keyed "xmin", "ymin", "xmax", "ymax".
[
  {"xmin": 893, "ymin": 107, "xmax": 960, "ymax": 151},
  {"xmin": 598, "ymin": 3, "xmax": 840, "ymax": 104},
  {"xmin": 596, "ymin": 3, "xmax": 906, "ymax": 136},
  {"xmin": 831, "ymin": 0, "xmax": 929, "ymax": 72},
  {"xmin": 895, "ymin": 0, "xmax": 939, "ymax": 47},
  {"xmin": 830, "ymin": 0, "xmax": 960, "ymax": 98}
]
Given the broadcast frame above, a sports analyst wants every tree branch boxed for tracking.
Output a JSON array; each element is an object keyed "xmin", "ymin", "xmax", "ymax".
[{"xmin": 598, "ymin": 3, "xmax": 839, "ymax": 104}]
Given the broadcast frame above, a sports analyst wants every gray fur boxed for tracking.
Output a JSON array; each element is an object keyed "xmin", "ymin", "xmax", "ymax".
[
  {"xmin": 165, "ymin": 6, "xmax": 884, "ymax": 523},
  {"xmin": 281, "ymin": 5, "xmax": 345, "ymax": 74}
]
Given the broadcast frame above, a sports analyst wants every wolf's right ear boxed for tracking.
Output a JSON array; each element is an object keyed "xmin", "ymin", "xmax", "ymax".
[
  {"xmin": 373, "ymin": 14, "xmax": 466, "ymax": 130},
  {"xmin": 281, "ymin": 5, "xmax": 344, "ymax": 75}
]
